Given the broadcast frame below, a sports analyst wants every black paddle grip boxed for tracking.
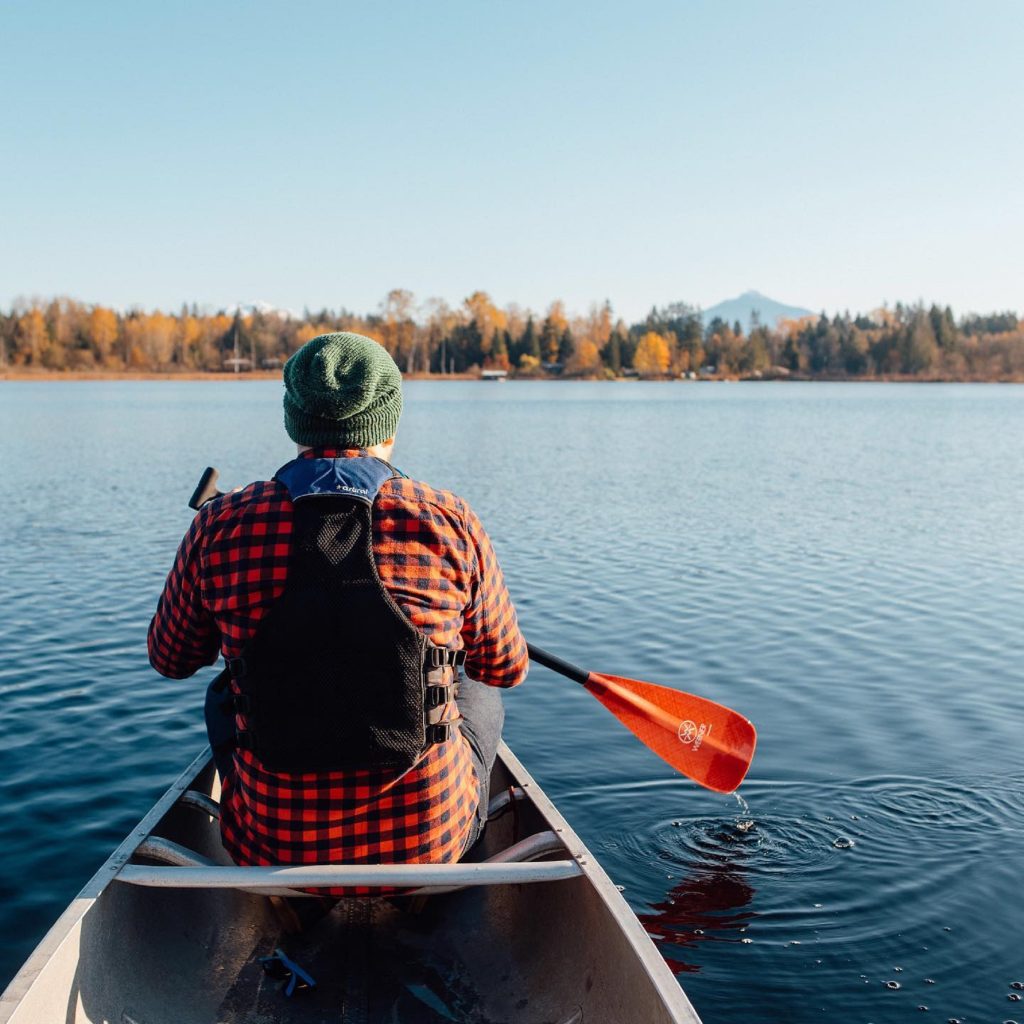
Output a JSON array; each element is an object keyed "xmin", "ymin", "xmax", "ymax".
[
  {"xmin": 527, "ymin": 643, "xmax": 590, "ymax": 685},
  {"xmin": 188, "ymin": 467, "xmax": 224, "ymax": 511}
]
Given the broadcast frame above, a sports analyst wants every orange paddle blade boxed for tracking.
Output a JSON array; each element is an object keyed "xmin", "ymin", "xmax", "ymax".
[{"xmin": 583, "ymin": 672, "xmax": 757, "ymax": 793}]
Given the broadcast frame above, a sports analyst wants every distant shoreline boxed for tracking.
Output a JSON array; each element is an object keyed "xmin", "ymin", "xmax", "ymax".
[{"xmin": 1, "ymin": 369, "xmax": 1022, "ymax": 384}]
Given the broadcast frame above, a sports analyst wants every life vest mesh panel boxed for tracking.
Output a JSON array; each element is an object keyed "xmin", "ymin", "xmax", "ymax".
[{"xmin": 233, "ymin": 476, "xmax": 433, "ymax": 773}]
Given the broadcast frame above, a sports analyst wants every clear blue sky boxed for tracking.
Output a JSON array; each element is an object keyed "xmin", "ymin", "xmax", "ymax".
[{"xmin": 2, "ymin": 0, "xmax": 1021, "ymax": 322}]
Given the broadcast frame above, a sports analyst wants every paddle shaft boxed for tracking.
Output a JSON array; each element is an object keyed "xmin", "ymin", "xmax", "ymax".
[{"xmin": 526, "ymin": 643, "xmax": 589, "ymax": 684}]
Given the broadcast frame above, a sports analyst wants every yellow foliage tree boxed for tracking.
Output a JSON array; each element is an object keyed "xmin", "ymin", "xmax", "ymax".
[
  {"xmin": 17, "ymin": 309, "xmax": 48, "ymax": 365},
  {"xmin": 567, "ymin": 339, "xmax": 602, "ymax": 376},
  {"xmin": 464, "ymin": 291, "xmax": 507, "ymax": 357},
  {"xmin": 179, "ymin": 315, "xmax": 202, "ymax": 367},
  {"xmin": 88, "ymin": 306, "xmax": 119, "ymax": 363},
  {"xmin": 633, "ymin": 332, "xmax": 671, "ymax": 376}
]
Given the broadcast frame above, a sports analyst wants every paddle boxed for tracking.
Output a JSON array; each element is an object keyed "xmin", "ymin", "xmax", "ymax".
[
  {"xmin": 185, "ymin": 468, "xmax": 757, "ymax": 792},
  {"xmin": 527, "ymin": 644, "xmax": 756, "ymax": 794}
]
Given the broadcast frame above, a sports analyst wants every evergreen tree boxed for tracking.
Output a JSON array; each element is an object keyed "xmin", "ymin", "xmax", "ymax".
[
  {"xmin": 602, "ymin": 325, "xmax": 625, "ymax": 375},
  {"xmin": 520, "ymin": 316, "xmax": 540, "ymax": 362},
  {"xmin": 901, "ymin": 312, "xmax": 939, "ymax": 374},
  {"xmin": 558, "ymin": 327, "xmax": 574, "ymax": 364}
]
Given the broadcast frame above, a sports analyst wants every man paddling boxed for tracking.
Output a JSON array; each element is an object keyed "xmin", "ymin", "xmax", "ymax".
[{"xmin": 148, "ymin": 332, "xmax": 528, "ymax": 881}]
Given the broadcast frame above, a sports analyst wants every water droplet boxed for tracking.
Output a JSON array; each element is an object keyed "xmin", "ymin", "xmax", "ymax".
[
  {"xmin": 833, "ymin": 837, "xmax": 855, "ymax": 849},
  {"xmin": 894, "ymin": 967, "xmax": 904, "ymax": 973},
  {"xmin": 789, "ymin": 940, "xmax": 801, "ymax": 945},
  {"xmin": 694, "ymin": 929, "xmax": 704, "ymax": 935},
  {"xmin": 736, "ymin": 819, "xmax": 755, "ymax": 833},
  {"xmin": 886, "ymin": 981, "xmax": 901, "ymax": 990},
  {"xmin": 948, "ymin": 1018, "xmax": 962, "ymax": 1023},
  {"xmin": 851, "ymin": 814, "xmax": 859, "ymax": 820},
  {"xmin": 924, "ymin": 979, "xmax": 935, "ymax": 984},
  {"xmin": 671, "ymin": 820, "xmax": 683, "ymax": 827},
  {"xmin": 741, "ymin": 938, "xmax": 752, "ymax": 944},
  {"xmin": 943, "ymin": 926, "xmax": 952, "ymax": 932},
  {"xmin": 917, "ymin": 1006, "xmax": 928, "ymax": 1012},
  {"xmin": 1010, "ymin": 994, "xmax": 1023, "ymax": 1003},
  {"xmin": 1013, "ymin": 982, "xmax": 1024, "ymax": 990},
  {"xmin": 1003, "ymin": 1019, "xmax": 1020, "ymax": 1024},
  {"xmin": 813, "ymin": 903, "xmax": 823, "ymax": 908},
  {"xmin": 615, "ymin": 885, "xmax": 625, "ymax": 892}
]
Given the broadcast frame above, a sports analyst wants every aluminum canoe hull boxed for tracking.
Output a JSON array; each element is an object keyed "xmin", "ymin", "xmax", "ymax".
[{"xmin": 0, "ymin": 743, "xmax": 701, "ymax": 1023}]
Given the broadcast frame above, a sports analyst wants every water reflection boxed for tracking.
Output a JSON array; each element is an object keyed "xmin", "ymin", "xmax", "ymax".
[{"xmin": 638, "ymin": 865, "xmax": 756, "ymax": 975}]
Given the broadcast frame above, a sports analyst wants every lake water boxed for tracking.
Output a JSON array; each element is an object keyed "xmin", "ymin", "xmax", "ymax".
[{"xmin": 1, "ymin": 380, "xmax": 1022, "ymax": 1022}]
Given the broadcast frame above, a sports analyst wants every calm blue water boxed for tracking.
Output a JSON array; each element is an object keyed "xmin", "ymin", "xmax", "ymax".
[{"xmin": 1, "ymin": 381, "xmax": 1023, "ymax": 1022}]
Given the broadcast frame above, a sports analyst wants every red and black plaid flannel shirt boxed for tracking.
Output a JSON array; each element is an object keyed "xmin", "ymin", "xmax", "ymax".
[{"xmin": 148, "ymin": 448, "xmax": 528, "ymax": 877}]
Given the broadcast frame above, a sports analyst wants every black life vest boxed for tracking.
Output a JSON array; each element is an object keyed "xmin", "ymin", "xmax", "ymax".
[{"xmin": 223, "ymin": 455, "xmax": 464, "ymax": 774}]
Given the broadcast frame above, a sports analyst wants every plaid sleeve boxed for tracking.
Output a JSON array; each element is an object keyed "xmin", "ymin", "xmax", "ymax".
[
  {"xmin": 459, "ymin": 503, "xmax": 528, "ymax": 688},
  {"xmin": 147, "ymin": 507, "xmax": 220, "ymax": 679}
]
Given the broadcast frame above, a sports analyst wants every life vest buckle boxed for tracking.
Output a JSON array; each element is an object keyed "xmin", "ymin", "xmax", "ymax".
[
  {"xmin": 426, "ymin": 647, "xmax": 467, "ymax": 669},
  {"xmin": 426, "ymin": 722, "xmax": 452, "ymax": 745},
  {"xmin": 426, "ymin": 684, "xmax": 453, "ymax": 710}
]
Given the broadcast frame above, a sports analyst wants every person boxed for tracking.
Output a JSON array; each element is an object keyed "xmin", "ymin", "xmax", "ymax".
[{"xmin": 148, "ymin": 332, "xmax": 528, "ymax": 882}]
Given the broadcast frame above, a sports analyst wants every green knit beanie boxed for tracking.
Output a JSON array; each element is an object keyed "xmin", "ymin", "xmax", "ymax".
[{"xmin": 283, "ymin": 332, "xmax": 403, "ymax": 448}]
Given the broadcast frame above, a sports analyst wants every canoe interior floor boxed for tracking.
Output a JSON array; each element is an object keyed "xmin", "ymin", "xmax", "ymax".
[{"xmin": 216, "ymin": 895, "xmax": 529, "ymax": 1024}]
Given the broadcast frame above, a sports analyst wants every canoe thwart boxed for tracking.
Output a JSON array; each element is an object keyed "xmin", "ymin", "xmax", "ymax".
[
  {"xmin": 179, "ymin": 790, "xmax": 221, "ymax": 819},
  {"xmin": 486, "ymin": 784, "xmax": 526, "ymax": 817},
  {"xmin": 409, "ymin": 828, "xmax": 570, "ymax": 895},
  {"xmin": 117, "ymin": 830, "xmax": 582, "ymax": 890},
  {"xmin": 135, "ymin": 837, "xmax": 216, "ymax": 868}
]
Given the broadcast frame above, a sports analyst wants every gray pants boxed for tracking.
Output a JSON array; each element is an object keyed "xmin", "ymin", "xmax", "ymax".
[{"xmin": 456, "ymin": 676, "xmax": 506, "ymax": 852}]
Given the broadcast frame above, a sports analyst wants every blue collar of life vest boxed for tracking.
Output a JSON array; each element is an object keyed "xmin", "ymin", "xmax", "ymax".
[{"xmin": 274, "ymin": 456, "xmax": 401, "ymax": 506}]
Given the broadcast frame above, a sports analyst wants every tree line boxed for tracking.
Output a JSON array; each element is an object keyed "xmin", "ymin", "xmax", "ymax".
[{"xmin": 2, "ymin": 291, "xmax": 1022, "ymax": 380}]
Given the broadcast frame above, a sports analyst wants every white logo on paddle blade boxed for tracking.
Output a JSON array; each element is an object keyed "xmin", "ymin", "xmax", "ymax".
[
  {"xmin": 678, "ymin": 720, "xmax": 698, "ymax": 744},
  {"xmin": 678, "ymin": 720, "xmax": 710, "ymax": 751}
]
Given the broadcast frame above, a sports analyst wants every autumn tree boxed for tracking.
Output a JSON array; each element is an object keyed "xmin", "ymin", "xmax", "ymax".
[
  {"xmin": 421, "ymin": 297, "xmax": 459, "ymax": 374},
  {"xmin": 633, "ymin": 331, "xmax": 671, "ymax": 376},
  {"xmin": 88, "ymin": 306, "xmax": 119, "ymax": 365},
  {"xmin": 16, "ymin": 308, "xmax": 48, "ymax": 365},
  {"xmin": 378, "ymin": 289, "xmax": 418, "ymax": 371},
  {"xmin": 566, "ymin": 339, "xmax": 602, "ymax": 377}
]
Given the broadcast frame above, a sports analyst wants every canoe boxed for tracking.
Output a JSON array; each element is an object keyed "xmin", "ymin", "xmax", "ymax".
[{"xmin": 0, "ymin": 742, "xmax": 701, "ymax": 1023}]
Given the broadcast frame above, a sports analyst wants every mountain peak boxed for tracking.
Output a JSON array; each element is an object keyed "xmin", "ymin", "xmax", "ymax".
[{"xmin": 703, "ymin": 291, "xmax": 813, "ymax": 332}]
